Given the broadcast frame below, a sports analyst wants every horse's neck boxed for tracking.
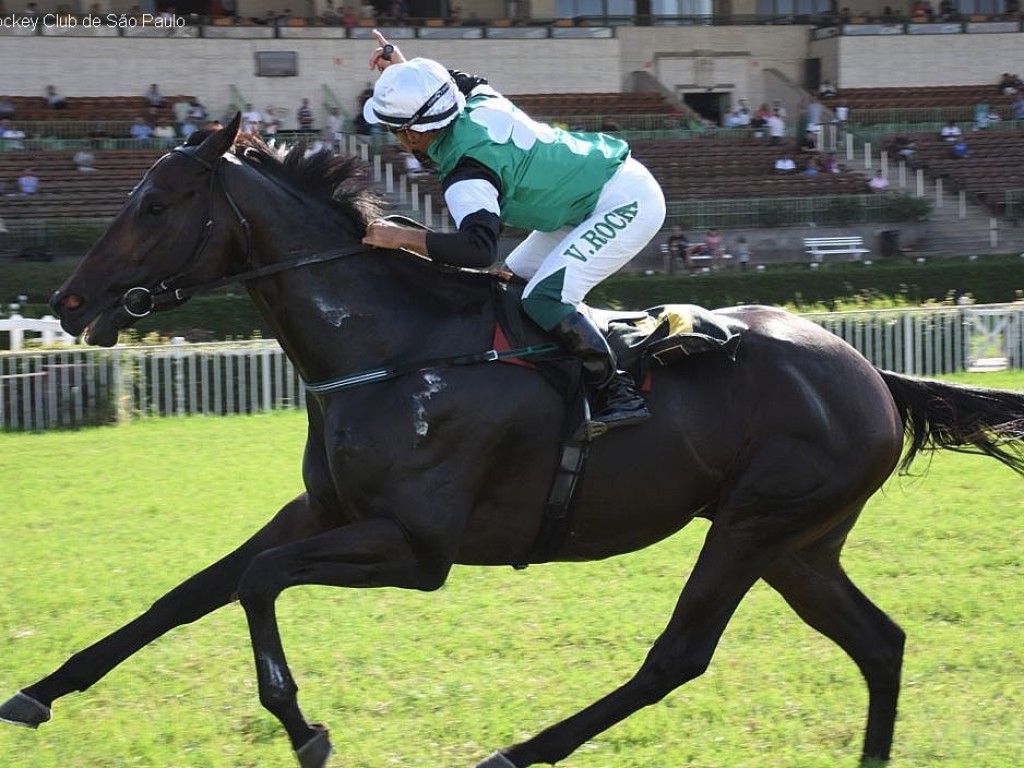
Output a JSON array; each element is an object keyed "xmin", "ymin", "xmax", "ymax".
[{"xmin": 248, "ymin": 242, "xmax": 496, "ymax": 383}]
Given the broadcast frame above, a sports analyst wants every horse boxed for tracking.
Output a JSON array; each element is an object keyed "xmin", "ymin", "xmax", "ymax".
[{"xmin": 4, "ymin": 113, "xmax": 1024, "ymax": 768}]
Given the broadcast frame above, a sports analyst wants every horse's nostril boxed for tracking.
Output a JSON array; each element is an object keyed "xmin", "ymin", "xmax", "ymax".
[{"xmin": 60, "ymin": 294, "xmax": 84, "ymax": 311}]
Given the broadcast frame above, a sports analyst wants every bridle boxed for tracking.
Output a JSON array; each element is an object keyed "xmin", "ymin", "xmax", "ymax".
[{"xmin": 119, "ymin": 144, "xmax": 369, "ymax": 318}]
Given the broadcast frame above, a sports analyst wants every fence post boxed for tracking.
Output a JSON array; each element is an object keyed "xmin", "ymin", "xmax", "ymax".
[
  {"xmin": 959, "ymin": 190, "xmax": 967, "ymax": 219},
  {"xmin": 863, "ymin": 142, "xmax": 872, "ymax": 170},
  {"xmin": 9, "ymin": 313, "xmax": 24, "ymax": 351},
  {"xmin": 916, "ymin": 169, "xmax": 925, "ymax": 197},
  {"xmin": 172, "ymin": 336, "xmax": 186, "ymax": 416},
  {"xmin": 845, "ymin": 131, "xmax": 854, "ymax": 161},
  {"xmin": 990, "ymin": 217, "xmax": 998, "ymax": 248},
  {"xmin": 935, "ymin": 177, "xmax": 943, "ymax": 208}
]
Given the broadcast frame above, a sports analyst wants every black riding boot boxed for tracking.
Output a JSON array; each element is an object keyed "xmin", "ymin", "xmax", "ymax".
[{"xmin": 552, "ymin": 311, "xmax": 651, "ymax": 428}]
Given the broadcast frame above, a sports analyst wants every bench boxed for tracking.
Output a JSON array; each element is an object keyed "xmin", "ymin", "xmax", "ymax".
[{"xmin": 803, "ymin": 236, "xmax": 870, "ymax": 263}]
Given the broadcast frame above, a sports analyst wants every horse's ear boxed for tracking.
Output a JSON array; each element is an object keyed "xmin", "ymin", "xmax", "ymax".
[{"xmin": 195, "ymin": 112, "xmax": 241, "ymax": 164}]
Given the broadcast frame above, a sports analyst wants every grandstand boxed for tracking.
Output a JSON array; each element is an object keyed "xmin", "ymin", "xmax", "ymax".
[{"xmin": 0, "ymin": 19, "xmax": 1022, "ymax": 262}]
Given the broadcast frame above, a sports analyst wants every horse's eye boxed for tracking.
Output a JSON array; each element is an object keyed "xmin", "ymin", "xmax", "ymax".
[{"xmin": 147, "ymin": 201, "xmax": 167, "ymax": 216}]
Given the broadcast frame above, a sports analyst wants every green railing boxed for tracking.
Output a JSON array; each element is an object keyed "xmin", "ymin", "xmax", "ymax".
[
  {"xmin": 0, "ymin": 218, "xmax": 112, "ymax": 258},
  {"xmin": 665, "ymin": 193, "xmax": 928, "ymax": 230}
]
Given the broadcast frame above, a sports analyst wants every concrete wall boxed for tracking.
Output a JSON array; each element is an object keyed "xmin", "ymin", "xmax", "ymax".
[{"xmin": 812, "ymin": 31, "xmax": 1024, "ymax": 89}]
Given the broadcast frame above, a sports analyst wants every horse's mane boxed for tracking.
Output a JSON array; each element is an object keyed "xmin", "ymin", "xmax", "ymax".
[{"xmin": 184, "ymin": 130, "xmax": 384, "ymax": 229}]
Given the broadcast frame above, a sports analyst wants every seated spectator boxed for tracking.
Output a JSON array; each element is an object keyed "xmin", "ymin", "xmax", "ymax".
[
  {"xmin": 0, "ymin": 99, "xmax": 15, "ymax": 120},
  {"xmin": 950, "ymin": 137, "xmax": 969, "ymax": 158},
  {"xmin": 145, "ymin": 83, "xmax": 164, "ymax": 108},
  {"xmin": 774, "ymin": 154, "xmax": 797, "ymax": 173},
  {"xmin": 893, "ymin": 136, "xmax": 917, "ymax": 161},
  {"xmin": 45, "ymin": 85, "xmax": 67, "ymax": 109},
  {"xmin": 0, "ymin": 119, "xmax": 26, "ymax": 150},
  {"xmin": 1013, "ymin": 94, "xmax": 1024, "ymax": 120},
  {"xmin": 130, "ymin": 116, "xmax": 154, "ymax": 142},
  {"xmin": 73, "ymin": 149, "xmax": 97, "ymax": 172},
  {"xmin": 18, "ymin": 167, "xmax": 39, "ymax": 195},
  {"xmin": 998, "ymin": 72, "xmax": 1021, "ymax": 95},
  {"xmin": 940, "ymin": 120, "xmax": 961, "ymax": 142},
  {"xmin": 153, "ymin": 121, "xmax": 177, "ymax": 145},
  {"xmin": 187, "ymin": 99, "xmax": 208, "ymax": 122},
  {"xmin": 179, "ymin": 118, "xmax": 199, "ymax": 139},
  {"xmin": 823, "ymin": 153, "xmax": 840, "ymax": 173},
  {"xmin": 868, "ymin": 170, "xmax": 890, "ymax": 192},
  {"xmin": 799, "ymin": 130, "xmax": 818, "ymax": 153},
  {"xmin": 803, "ymin": 156, "xmax": 823, "ymax": 176}
]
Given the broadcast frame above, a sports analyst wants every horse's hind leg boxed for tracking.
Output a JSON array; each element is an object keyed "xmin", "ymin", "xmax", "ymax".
[
  {"xmin": 485, "ymin": 523, "xmax": 780, "ymax": 768},
  {"xmin": 0, "ymin": 493, "xmax": 327, "ymax": 726},
  {"xmin": 762, "ymin": 514, "xmax": 905, "ymax": 765}
]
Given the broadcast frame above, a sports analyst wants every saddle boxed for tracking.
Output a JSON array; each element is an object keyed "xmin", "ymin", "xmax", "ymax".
[{"xmin": 491, "ymin": 277, "xmax": 747, "ymax": 387}]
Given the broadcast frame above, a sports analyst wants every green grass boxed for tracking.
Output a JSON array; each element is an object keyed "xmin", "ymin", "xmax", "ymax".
[{"xmin": 1, "ymin": 374, "xmax": 1022, "ymax": 768}]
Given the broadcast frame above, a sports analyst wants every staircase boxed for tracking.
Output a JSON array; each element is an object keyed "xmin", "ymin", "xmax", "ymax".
[{"xmin": 842, "ymin": 143, "xmax": 1024, "ymax": 258}]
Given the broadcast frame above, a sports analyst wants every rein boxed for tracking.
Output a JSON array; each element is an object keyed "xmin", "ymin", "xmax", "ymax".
[
  {"xmin": 120, "ymin": 146, "xmax": 373, "ymax": 318},
  {"xmin": 305, "ymin": 342, "xmax": 560, "ymax": 395}
]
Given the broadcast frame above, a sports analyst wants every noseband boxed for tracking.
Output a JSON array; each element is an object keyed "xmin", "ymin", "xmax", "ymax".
[{"xmin": 119, "ymin": 145, "xmax": 369, "ymax": 319}]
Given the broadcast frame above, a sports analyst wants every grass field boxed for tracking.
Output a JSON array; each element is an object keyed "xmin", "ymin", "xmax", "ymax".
[{"xmin": 1, "ymin": 372, "xmax": 1022, "ymax": 768}]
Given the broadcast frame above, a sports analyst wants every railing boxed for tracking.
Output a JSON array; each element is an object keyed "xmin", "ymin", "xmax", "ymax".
[
  {"xmin": 0, "ymin": 314, "xmax": 75, "ymax": 350},
  {"xmin": 664, "ymin": 193, "xmax": 917, "ymax": 229},
  {"xmin": 3, "ymin": 304, "xmax": 1021, "ymax": 431},
  {"xmin": 0, "ymin": 217, "xmax": 112, "ymax": 255}
]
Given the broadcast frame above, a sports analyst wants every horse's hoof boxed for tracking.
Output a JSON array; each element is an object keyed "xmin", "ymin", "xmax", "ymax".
[
  {"xmin": 476, "ymin": 752, "xmax": 519, "ymax": 768},
  {"xmin": 294, "ymin": 723, "xmax": 332, "ymax": 768},
  {"xmin": 0, "ymin": 692, "xmax": 52, "ymax": 729}
]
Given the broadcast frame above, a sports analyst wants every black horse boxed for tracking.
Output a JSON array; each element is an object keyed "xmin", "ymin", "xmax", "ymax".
[{"xmin": 4, "ymin": 115, "xmax": 1023, "ymax": 768}]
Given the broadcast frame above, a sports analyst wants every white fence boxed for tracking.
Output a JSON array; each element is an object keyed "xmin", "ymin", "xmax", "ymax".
[
  {"xmin": 0, "ymin": 314, "xmax": 76, "ymax": 351},
  {"xmin": 2, "ymin": 303, "xmax": 1022, "ymax": 431}
]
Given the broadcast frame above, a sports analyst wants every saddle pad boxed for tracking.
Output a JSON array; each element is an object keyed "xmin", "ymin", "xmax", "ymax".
[{"xmin": 597, "ymin": 304, "xmax": 747, "ymax": 370}]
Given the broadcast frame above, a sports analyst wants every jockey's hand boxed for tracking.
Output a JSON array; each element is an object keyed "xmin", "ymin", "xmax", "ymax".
[
  {"xmin": 363, "ymin": 218, "xmax": 427, "ymax": 256},
  {"xmin": 368, "ymin": 29, "xmax": 406, "ymax": 72}
]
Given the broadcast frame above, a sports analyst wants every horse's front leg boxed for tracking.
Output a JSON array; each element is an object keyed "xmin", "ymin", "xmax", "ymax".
[
  {"xmin": 235, "ymin": 514, "xmax": 453, "ymax": 768},
  {"xmin": 0, "ymin": 493, "xmax": 329, "ymax": 727}
]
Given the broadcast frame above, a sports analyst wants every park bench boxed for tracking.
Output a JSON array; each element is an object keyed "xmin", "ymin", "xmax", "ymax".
[{"xmin": 804, "ymin": 236, "xmax": 870, "ymax": 263}]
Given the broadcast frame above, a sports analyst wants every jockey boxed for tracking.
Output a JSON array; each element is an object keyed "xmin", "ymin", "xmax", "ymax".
[{"xmin": 360, "ymin": 32, "xmax": 666, "ymax": 429}]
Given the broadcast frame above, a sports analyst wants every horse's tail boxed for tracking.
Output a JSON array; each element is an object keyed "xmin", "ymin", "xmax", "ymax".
[{"xmin": 877, "ymin": 369, "xmax": 1024, "ymax": 476}]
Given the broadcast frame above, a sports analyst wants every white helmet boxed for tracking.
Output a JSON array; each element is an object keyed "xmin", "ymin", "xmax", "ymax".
[{"xmin": 362, "ymin": 58, "xmax": 465, "ymax": 133}]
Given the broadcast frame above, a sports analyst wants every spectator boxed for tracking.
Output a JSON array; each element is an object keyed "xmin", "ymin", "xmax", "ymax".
[
  {"xmin": 1012, "ymin": 94, "xmax": 1024, "ymax": 120},
  {"xmin": 130, "ymin": 116, "xmax": 154, "ymax": 142},
  {"xmin": 735, "ymin": 237, "xmax": 751, "ymax": 270},
  {"xmin": 803, "ymin": 156, "xmax": 823, "ymax": 176},
  {"xmin": 18, "ymin": 167, "xmax": 39, "ymax": 195},
  {"xmin": 868, "ymin": 170, "xmax": 890, "ymax": 192},
  {"xmin": 179, "ymin": 117, "xmax": 198, "ymax": 139},
  {"xmin": 799, "ymin": 130, "xmax": 818, "ymax": 153},
  {"xmin": 940, "ymin": 120, "xmax": 961, "ymax": 142},
  {"xmin": 767, "ymin": 108, "xmax": 786, "ymax": 145},
  {"xmin": 241, "ymin": 103, "xmax": 263, "ymax": 134},
  {"xmin": 172, "ymin": 96, "xmax": 191, "ymax": 128},
  {"xmin": 750, "ymin": 103, "xmax": 770, "ymax": 138},
  {"xmin": 145, "ymin": 83, "xmax": 164, "ymax": 108},
  {"xmin": 325, "ymin": 106, "xmax": 344, "ymax": 137},
  {"xmin": 296, "ymin": 97, "xmax": 316, "ymax": 134},
  {"xmin": 0, "ymin": 118, "xmax": 26, "ymax": 150},
  {"xmin": 893, "ymin": 135, "xmax": 917, "ymax": 161},
  {"xmin": 832, "ymin": 98, "xmax": 850, "ymax": 129},
  {"xmin": 153, "ymin": 120, "xmax": 176, "ymax": 145},
  {"xmin": 774, "ymin": 153, "xmax": 797, "ymax": 173},
  {"xmin": 187, "ymin": 98, "xmax": 208, "ymax": 122},
  {"xmin": 819, "ymin": 80, "xmax": 838, "ymax": 98},
  {"xmin": 45, "ymin": 85, "xmax": 67, "ymax": 109},
  {"xmin": 950, "ymin": 136, "xmax": 969, "ymax": 158},
  {"xmin": 823, "ymin": 153, "xmax": 840, "ymax": 173},
  {"xmin": 0, "ymin": 98, "xmax": 15, "ymax": 120},
  {"xmin": 73, "ymin": 149, "xmax": 97, "ymax": 172},
  {"xmin": 664, "ymin": 225, "xmax": 689, "ymax": 273},
  {"xmin": 803, "ymin": 96, "xmax": 823, "ymax": 134},
  {"xmin": 998, "ymin": 72, "xmax": 1022, "ymax": 95}
]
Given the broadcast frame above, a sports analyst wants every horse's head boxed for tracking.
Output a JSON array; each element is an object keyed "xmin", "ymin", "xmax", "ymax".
[{"xmin": 51, "ymin": 115, "xmax": 244, "ymax": 346}]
